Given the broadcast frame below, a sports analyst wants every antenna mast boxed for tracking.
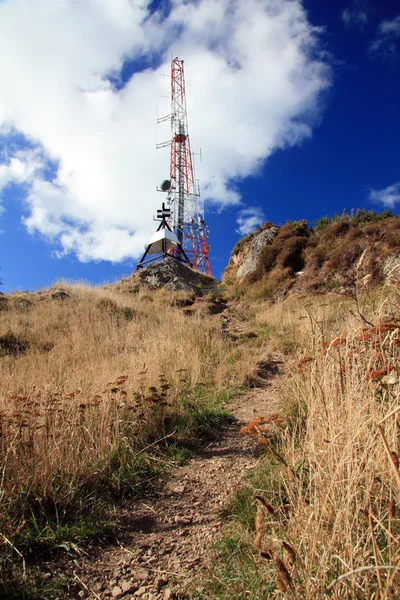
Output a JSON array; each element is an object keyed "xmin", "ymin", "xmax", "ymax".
[{"xmin": 157, "ymin": 58, "xmax": 211, "ymax": 276}]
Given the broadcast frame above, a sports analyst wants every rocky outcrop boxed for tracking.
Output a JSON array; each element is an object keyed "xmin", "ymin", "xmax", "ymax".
[
  {"xmin": 383, "ymin": 255, "xmax": 400, "ymax": 277},
  {"xmin": 135, "ymin": 259, "xmax": 218, "ymax": 293},
  {"xmin": 237, "ymin": 226, "xmax": 279, "ymax": 279}
]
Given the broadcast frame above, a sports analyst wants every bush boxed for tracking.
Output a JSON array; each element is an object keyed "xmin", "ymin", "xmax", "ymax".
[
  {"xmin": 324, "ymin": 240, "xmax": 364, "ymax": 272},
  {"xmin": 314, "ymin": 215, "xmax": 334, "ymax": 231},
  {"xmin": 258, "ymin": 246, "xmax": 279, "ymax": 274},
  {"xmin": 277, "ymin": 236, "xmax": 308, "ymax": 274},
  {"xmin": 231, "ymin": 233, "xmax": 255, "ymax": 256}
]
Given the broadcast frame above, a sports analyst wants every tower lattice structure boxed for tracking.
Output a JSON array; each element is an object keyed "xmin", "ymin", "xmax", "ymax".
[{"xmin": 157, "ymin": 58, "xmax": 211, "ymax": 276}]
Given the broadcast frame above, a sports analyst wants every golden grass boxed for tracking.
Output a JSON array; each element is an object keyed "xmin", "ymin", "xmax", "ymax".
[
  {"xmin": 0, "ymin": 283, "xmax": 257, "ymax": 544},
  {"xmin": 226, "ymin": 272, "xmax": 400, "ymax": 598}
]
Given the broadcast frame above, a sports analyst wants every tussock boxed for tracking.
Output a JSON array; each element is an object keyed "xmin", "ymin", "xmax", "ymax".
[
  {"xmin": 211, "ymin": 266, "xmax": 400, "ymax": 598},
  {"xmin": 0, "ymin": 282, "xmax": 258, "ymax": 564}
]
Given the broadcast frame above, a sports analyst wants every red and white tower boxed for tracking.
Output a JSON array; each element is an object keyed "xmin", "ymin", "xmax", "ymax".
[{"xmin": 157, "ymin": 58, "xmax": 211, "ymax": 276}]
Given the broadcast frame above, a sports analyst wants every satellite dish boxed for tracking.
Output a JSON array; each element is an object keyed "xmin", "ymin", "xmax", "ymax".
[{"xmin": 160, "ymin": 179, "xmax": 171, "ymax": 192}]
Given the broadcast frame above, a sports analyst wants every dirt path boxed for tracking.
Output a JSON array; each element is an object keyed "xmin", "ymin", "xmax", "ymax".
[{"xmin": 61, "ymin": 369, "xmax": 285, "ymax": 600}]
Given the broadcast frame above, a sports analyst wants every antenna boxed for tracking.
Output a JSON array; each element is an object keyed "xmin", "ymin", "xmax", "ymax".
[
  {"xmin": 137, "ymin": 58, "xmax": 211, "ymax": 276},
  {"xmin": 160, "ymin": 58, "xmax": 211, "ymax": 275}
]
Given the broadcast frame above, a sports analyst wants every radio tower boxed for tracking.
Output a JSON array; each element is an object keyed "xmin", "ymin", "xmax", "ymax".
[{"xmin": 156, "ymin": 57, "xmax": 211, "ymax": 276}]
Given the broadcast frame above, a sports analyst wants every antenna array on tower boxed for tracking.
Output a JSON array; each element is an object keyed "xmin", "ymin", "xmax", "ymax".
[{"xmin": 137, "ymin": 57, "xmax": 211, "ymax": 275}]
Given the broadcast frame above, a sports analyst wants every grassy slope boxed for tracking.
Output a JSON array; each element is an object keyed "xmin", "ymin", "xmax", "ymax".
[
  {"xmin": 2, "ymin": 211, "xmax": 400, "ymax": 598},
  {"xmin": 207, "ymin": 269, "xmax": 400, "ymax": 599},
  {"xmin": 0, "ymin": 283, "xmax": 258, "ymax": 596}
]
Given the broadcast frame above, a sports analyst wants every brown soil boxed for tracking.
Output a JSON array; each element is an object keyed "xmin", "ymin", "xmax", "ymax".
[{"xmin": 56, "ymin": 368, "xmax": 285, "ymax": 600}]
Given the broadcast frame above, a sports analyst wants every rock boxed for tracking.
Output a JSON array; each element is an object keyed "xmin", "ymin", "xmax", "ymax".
[
  {"xmin": 155, "ymin": 577, "xmax": 168, "ymax": 592},
  {"xmin": 121, "ymin": 580, "xmax": 136, "ymax": 594},
  {"xmin": 78, "ymin": 591, "xmax": 87, "ymax": 599},
  {"xmin": 174, "ymin": 516, "xmax": 192, "ymax": 525},
  {"xmin": 135, "ymin": 587, "xmax": 147, "ymax": 597},
  {"xmin": 135, "ymin": 259, "xmax": 218, "ymax": 294},
  {"xmin": 237, "ymin": 226, "xmax": 279, "ymax": 279},
  {"xmin": 163, "ymin": 589, "xmax": 173, "ymax": 600},
  {"xmin": 168, "ymin": 484, "xmax": 185, "ymax": 494},
  {"xmin": 111, "ymin": 586, "xmax": 123, "ymax": 599},
  {"xmin": 383, "ymin": 254, "xmax": 400, "ymax": 277},
  {"xmin": 132, "ymin": 568, "xmax": 150, "ymax": 582},
  {"xmin": 50, "ymin": 289, "xmax": 70, "ymax": 301}
]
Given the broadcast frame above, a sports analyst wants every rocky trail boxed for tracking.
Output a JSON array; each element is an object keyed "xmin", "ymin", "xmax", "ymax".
[
  {"xmin": 37, "ymin": 298, "xmax": 288, "ymax": 600},
  {"xmin": 56, "ymin": 374, "xmax": 284, "ymax": 600}
]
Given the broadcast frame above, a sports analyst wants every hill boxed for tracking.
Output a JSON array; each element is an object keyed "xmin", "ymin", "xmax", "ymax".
[{"xmin": 1, "ymin": 210, "xmax": 400, "ymax": 599}]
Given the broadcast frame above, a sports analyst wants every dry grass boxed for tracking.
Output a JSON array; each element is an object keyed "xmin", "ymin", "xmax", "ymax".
[
  {"xmin": 213, "ymin": 270, "xmax": 400, "ymax": 598},
  {"xmin": 0, "ymin": 283, "xmax": 256, "ymax": 554}
]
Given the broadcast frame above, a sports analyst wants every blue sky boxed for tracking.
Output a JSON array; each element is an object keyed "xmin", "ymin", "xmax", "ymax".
[{"xmin": 0, "ymin": 0, "xmax": 399, "ymax": 292}]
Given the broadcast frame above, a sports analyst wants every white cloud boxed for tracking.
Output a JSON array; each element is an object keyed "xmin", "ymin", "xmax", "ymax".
[
  {"xmin": 369, "ymin": 182, "xmax": 400, "ymax": 209},
  {"xmin": 370, "ymin": 14, "xmax": 400, "ymax": 58},
  {"xmin": 0, "ymin": 147, "xmax": 46, "ymax": 214},
  {"xmin": 0, "ymin": 150, "xmax": 42, "ymax": 190},
  {"xmin": 0, "ymin": 0, "xmax": 331, "ymax": 262},
  {"xmin": 236, "ymin": 206, "xmax": 265, "ymax": 236},
  {"xmin": 342, "ymin": 2, "xmax": 369, "ymax": 31}
]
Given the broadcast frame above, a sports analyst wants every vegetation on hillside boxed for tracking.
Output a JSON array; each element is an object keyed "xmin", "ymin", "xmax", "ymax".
[
  {"xmin": 0, "ymin": 284, "xmax": 257, "ymax": 596},
  {"xmin": 225, "ymin": 209, "xmax": 400, "ymax": 299},
  {"xmin": 1, "ymin": 208, "xmax": 400, "ymax": 598},
  {"xmin": 208, "ymin": 260, "xmax": 400, "ymax": 599}
]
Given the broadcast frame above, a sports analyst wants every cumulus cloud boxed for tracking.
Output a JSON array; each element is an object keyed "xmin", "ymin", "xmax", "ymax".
[
  {"xmin": 369, "ymin": 182, "xmax": 400, "ymax": 209},
  {"xmin": 0, "ymin": 150, "xmax": 43, "ymax": 190},
  {"xmin": 236, "ymin": 206, "xmax": 265, "ymax": 236},
  {"xmin": 370, "ymin": 14, "xmax": 400, "ymax": 58},
  {"xmin": 342, "ymin": 1, "xmax": 370, "ymax": 31},
  {"xmin": 0, "ymin": 147, "xmax": 47, "ymax": 214},
  {"xmin": 0, "ymin": 0, "xmax": 331, "ymax": 262}
]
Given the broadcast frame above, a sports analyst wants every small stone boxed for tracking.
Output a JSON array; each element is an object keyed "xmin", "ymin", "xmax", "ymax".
[
  {"xmin": 78, "ymin": 591, "xmax": 87, "ymax": 599},
  {"xmin": 121, "ymin": 580, "xmax": 136, "ymax": 594},
  {"xmin": 133, "ymin": 568, "xmax": 150, "ymax": 582},
  {"xmin": 163, "ymin": 589, "xmax": 173, "ymax": 600},
  {"xmin": 171, "ymin": 484, "xmax": 185, "ymax": 494},
  {"xmin": 111, "ymin": 586, "xmax": 123, "ymax": 599},
  {"xmin": 174, "ymin": 516, "xmax": 191, "ymax": 525},
  {"xmin": 135, "ymin": 586, "xmax": 147, "ymax": 597},
  {"xmin": 155, "ymin": 577, "xmax": 167, "ymax": 592}
]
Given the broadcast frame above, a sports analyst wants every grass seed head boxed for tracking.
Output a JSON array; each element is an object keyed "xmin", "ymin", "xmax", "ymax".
[{"xmin": 282, "ymin": 541, "xmax": 296, "ymax": 566}]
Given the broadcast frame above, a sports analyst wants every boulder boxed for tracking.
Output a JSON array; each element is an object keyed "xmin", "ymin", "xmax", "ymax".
[
  {"xmin": 51, "ymin": 289, "xmax": 70, "ymax": 301},
  {"xmin": 135, "ymin": 259, "xmax": 218, "ymax": 294},
  {"xmin": 237, "ymin": 226, "xmax": 279, "ymax": 279},
  {"xmin": 383, "ymin": 254, "xmax": 400, "ymax": 277}
]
